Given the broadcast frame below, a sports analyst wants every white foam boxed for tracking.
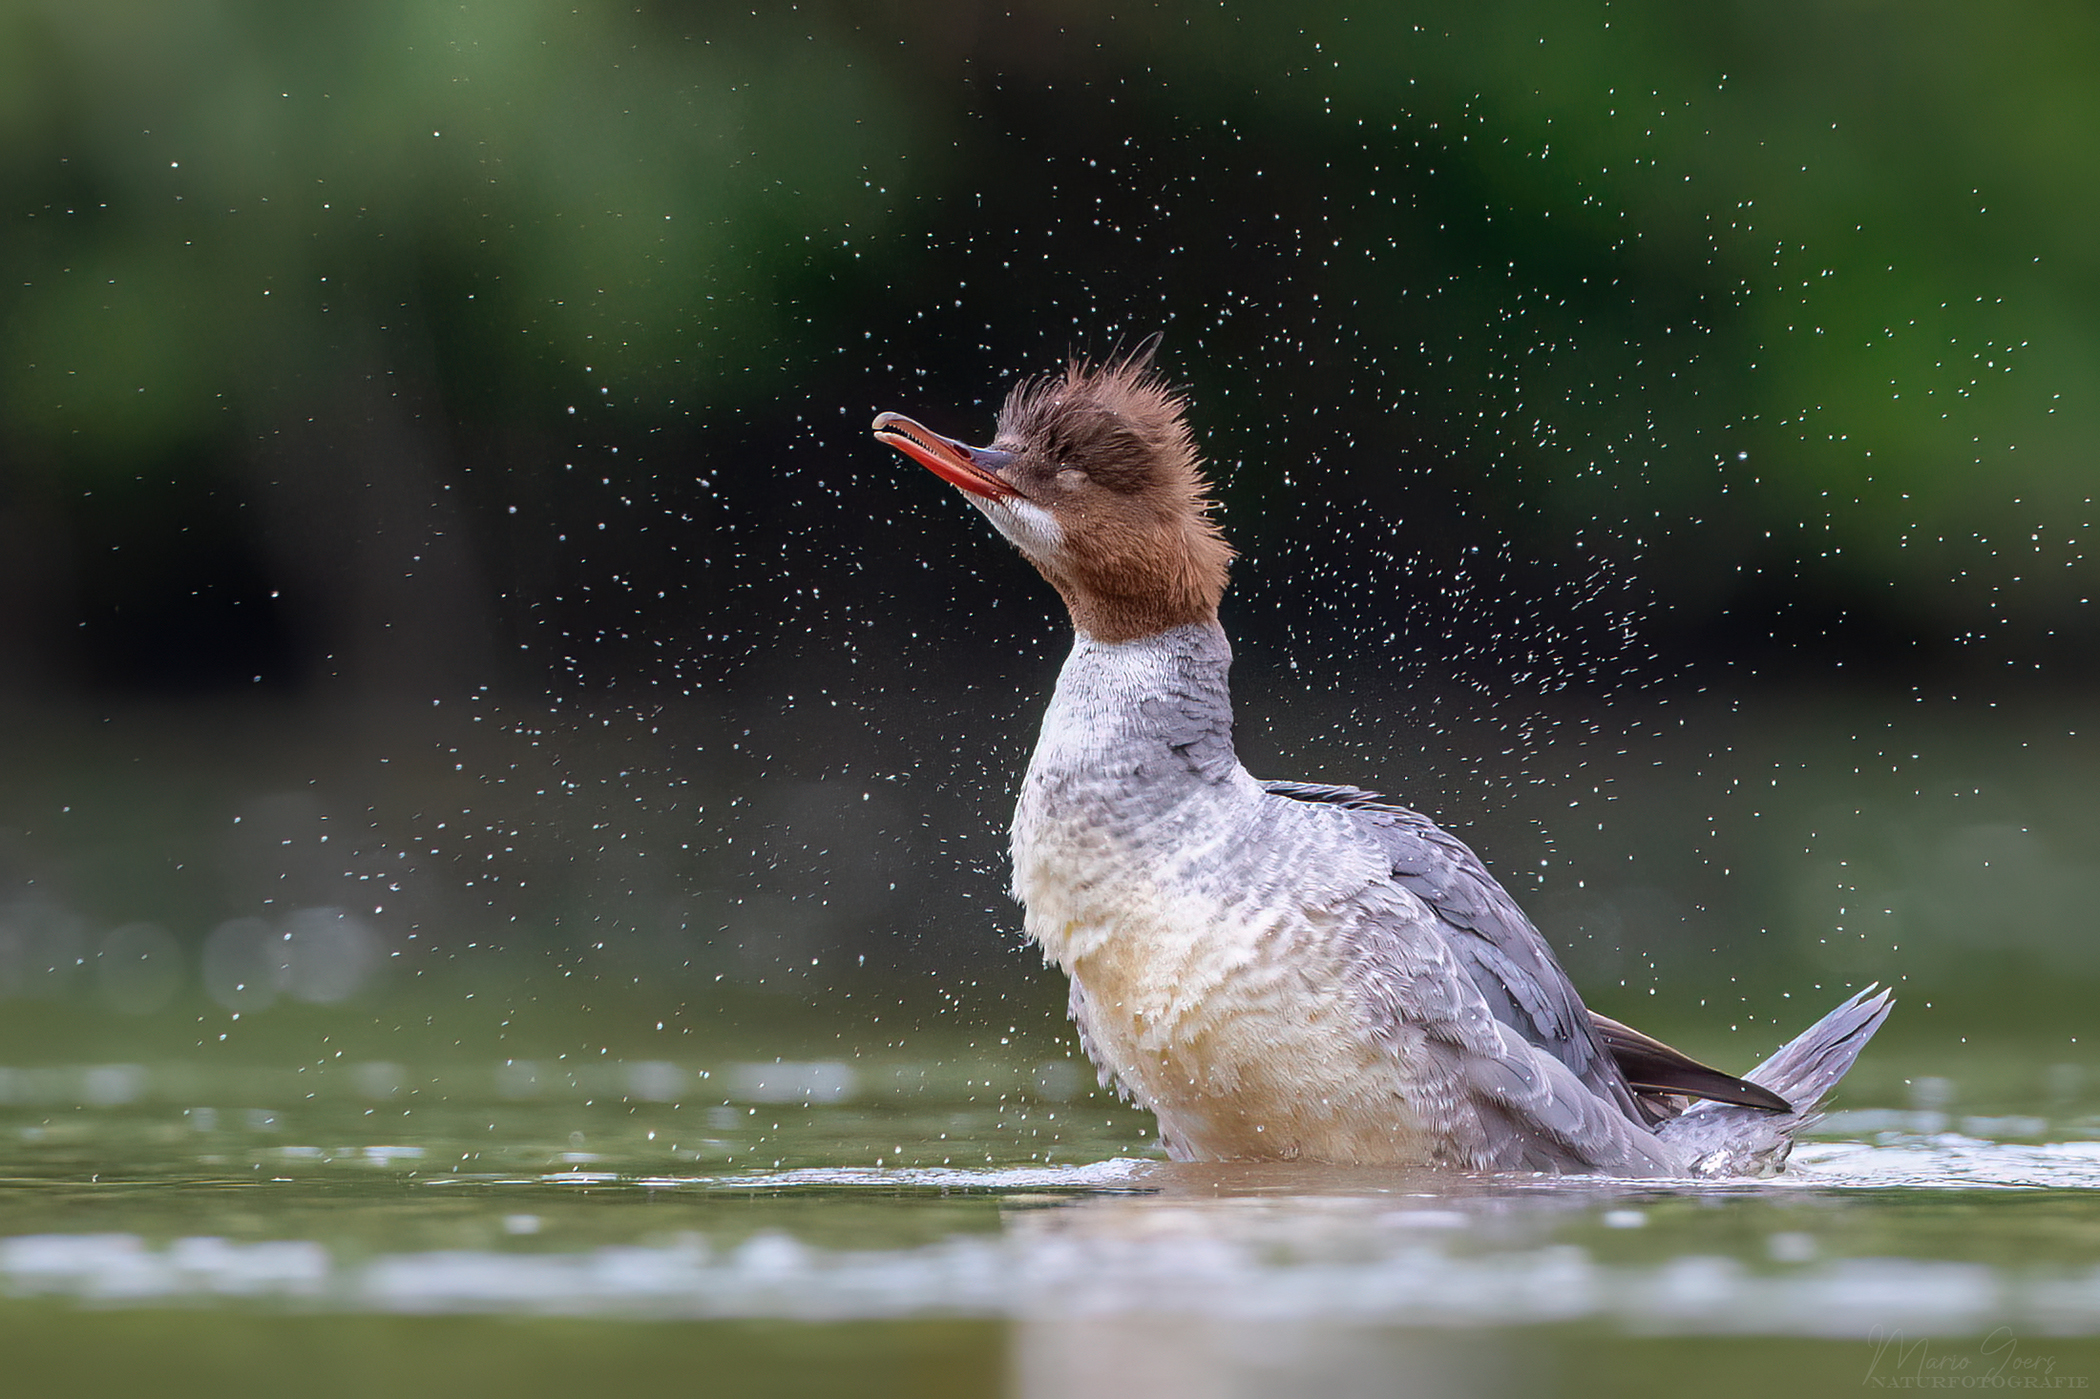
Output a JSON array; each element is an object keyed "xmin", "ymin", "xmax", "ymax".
[{"xmin": 1785, "ymin": 1136, "xmax": 2100, "ymax": 1190}]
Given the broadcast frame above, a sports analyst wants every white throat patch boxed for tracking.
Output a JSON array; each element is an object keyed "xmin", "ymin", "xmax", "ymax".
[{"xmin": 971, "ymin": 495, "xmax": 1065, "ymax": 561}]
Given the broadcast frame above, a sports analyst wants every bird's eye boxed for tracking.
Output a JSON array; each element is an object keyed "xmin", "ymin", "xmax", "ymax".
[{"xmin": 1055, "ymin": 467, "xmax": 1088, "ymax": 487}]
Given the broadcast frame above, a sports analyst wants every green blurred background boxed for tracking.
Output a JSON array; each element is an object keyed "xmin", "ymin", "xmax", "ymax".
[{"xmin": 1, "ymin": 0, "xmax": 2095, "ymax": 1084}]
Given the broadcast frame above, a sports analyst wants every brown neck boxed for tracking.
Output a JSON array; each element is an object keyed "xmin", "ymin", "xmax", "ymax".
[
  {"xmin": 1056, "ymin": 583, "xmax": 1220, "ymax": 644},
  {"xmin": 1044, "ymin": 535, "xmax": 1229, "ymax": 643}
]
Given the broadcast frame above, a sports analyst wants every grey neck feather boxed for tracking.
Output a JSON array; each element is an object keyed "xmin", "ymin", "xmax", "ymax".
[
  {"xmin": 1028, "ymin": 622, "xmax": 1241, "ymax": 792},
  {"xmin": 1016, "ymin": 617, "xmax": 1243, "ymax": 857},
  {"xmin": 1013, "ymin": 620, "xmax": 1255, "ymax": 918}
]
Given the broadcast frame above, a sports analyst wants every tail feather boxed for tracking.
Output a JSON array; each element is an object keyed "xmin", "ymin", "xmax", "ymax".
[{"xmin": 1654, "ymin": 985, "xmax": 1894, "ymax": 1177}]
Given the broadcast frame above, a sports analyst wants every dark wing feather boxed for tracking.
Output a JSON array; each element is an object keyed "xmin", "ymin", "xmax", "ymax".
[
  {"xmin": 1260, "ymin": 781, "xmax": 1397, "ymax": 810},
  {"xmin": 1262, "ymin": 780, "xmax": 1640, "ymax": 1118},
  {"xmin": 1588, "ymin": 1011, "xmax": 1792, "ymax": 1113}
]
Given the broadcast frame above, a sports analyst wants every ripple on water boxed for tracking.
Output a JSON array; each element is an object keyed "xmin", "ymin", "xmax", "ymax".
[
  {"xmin": 0, "ymin": 1136, "xmax": 2095, "ymax": 1335},
  {"xmin": 2, "ymin": 1216, "xmax": 2096, "ymax": 1336},
  {"xmin": 1787, "ymin": 1136, "xmax": 2100, "ymax": 1190}
]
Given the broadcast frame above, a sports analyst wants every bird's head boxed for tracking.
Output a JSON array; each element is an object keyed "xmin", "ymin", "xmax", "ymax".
[{"xmin": 874, "ymin": 348, "xmax": 1232, "ymax": 642}]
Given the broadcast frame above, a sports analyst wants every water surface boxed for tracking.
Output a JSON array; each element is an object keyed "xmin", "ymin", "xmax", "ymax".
[{"xmin": 3, "ymin": 1052, "xmax": 2096, "ymax": 1398}]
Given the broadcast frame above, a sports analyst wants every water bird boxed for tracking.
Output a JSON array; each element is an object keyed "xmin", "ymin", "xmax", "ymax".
[{"xmin": 873, "ymin": 347, "xmax": 1890, "ymax": 1176}]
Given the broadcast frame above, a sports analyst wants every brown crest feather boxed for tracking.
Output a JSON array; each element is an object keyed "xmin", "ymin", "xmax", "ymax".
[{"xmin": 994, "ymin": 354, "xmax": 1233, "ymax": 643}]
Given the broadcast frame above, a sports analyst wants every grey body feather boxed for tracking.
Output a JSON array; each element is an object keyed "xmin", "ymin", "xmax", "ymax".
[{"xmin": 1011, "ymin": 621, "xmax": 1888, "ymax": 1176}]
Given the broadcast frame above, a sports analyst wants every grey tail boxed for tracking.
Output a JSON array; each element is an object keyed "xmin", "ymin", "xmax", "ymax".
[{"xmin": 1653, "ymin": 985, "xmax": 1894, "ymax": 1177}]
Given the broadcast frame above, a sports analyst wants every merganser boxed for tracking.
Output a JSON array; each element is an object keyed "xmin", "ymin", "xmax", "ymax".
[{"xmin": 873, "ymin": 347, "xmax": 1891, "ymax": 1176}]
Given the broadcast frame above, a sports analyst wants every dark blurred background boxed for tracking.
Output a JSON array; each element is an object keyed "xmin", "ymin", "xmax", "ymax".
[{"xmin": 1, "ymin": 0, "xmax": 2095, "ymax": 1074}]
